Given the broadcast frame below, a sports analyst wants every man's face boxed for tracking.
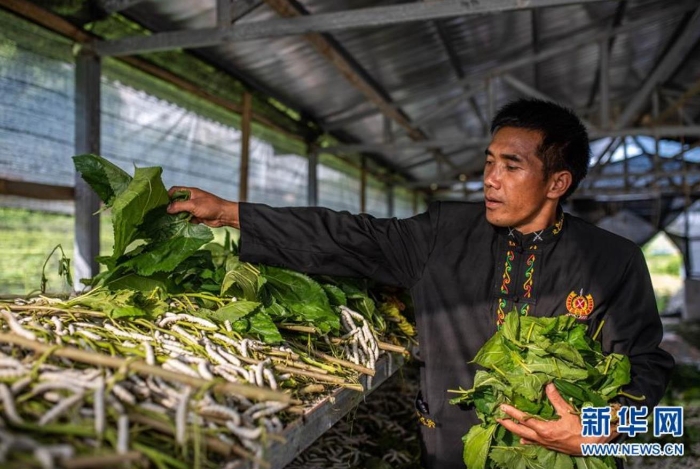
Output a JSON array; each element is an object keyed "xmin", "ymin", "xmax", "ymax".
[{"xmin": 483, "ymin": 126, "xmax": 558, "ymax": 234}]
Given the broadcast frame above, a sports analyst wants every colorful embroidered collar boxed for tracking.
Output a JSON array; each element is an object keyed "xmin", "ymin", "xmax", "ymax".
[{"xmin": 494, "ymin": 207, "xmax": 565, "ymax": 246}]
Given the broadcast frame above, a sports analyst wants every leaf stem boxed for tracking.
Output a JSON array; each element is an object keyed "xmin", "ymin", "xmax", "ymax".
[
  {"xmin": 592, "ymin": 319, "xmax": 605, "ymax": 342},
  {"xmin": 617, "ymin": 390, "xmax": 646, "ymax": 402}
]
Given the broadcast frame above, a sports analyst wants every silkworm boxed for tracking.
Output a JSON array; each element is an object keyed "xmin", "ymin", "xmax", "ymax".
[
  {"xmin": 224, "ymin": 320, "xmax": 232, "ymax": 332},
  {"xmin": 248, "ymin": 402, "xmax": 287, "ymax": 420},
  {"xmin": 217, "ymin": 363, "xmax": 249, "ymax": 378},
  {"xmin": 269, "ymin": 416, "xmax": 283, "ymax": 433},
  {"xmin": 263, "ymin": 369, "xmax": 277, "ymax": 390},
  {"xmin": 103, "ymin": 324, "xmax": 153, "ymax": 342},
  {"xmin": 143, "ymin": 342, "xmax": 155, "ymax": 366},
  {"xmin": 163, "ymin": 359, "xmax": 200, "ymax": 378},
  {"xmin": 0, "ymin": 309, "xmax": 36, "ymax": 340},
  {"xmin": 39, "ymin": 391, "xmax": 84, "ymax": 426},
  {"xmin": 161, "ymin": 343, "xmax": 190, "ymax": 357},
  {"xmin": 341, "ymin": 307, "xmax": 365, "ymax": 322},
  {"xmin": 50, "ymin": 317, "xmax": 63, "ymax": 335},
  {"xmin": 174, "ymin": 314, "xmax": 218, "ymax": 330},
  {"xmin": 0, "ymin": 368, "xmax": 27, "ymax": 380},
  {"xmin": 254, "ymin": 363, "xmax": 265, "ymax": 388},
  {"xmin": 111, "ymin": 384, "xmax": 136, "ymax": 406},
  {"xmin": 340, "ymin": 328, "xmax": 360, "ymax": 340},
  {"xmin": 45, "ymin": 445, "xmax": 74, "ymax": 459},
  {"xmin": 29, "ymin": 382, "xmax": 83, "ymax": 398},
  {"xmin": 211, "ymin": 333, "xmax": 238, "ymax": 347},
  {"xmin": 172, "ymin": 353, "xmax": 198, "ymax": 365},
  {"xmin": 94, "ymin": 377, "xmax": 105, "ymax": 436},
  {"xmin": 72, "ymin": 322, "xmax": 102, "ymax": 329},
  {"xmin": 33, "ymin": 447, "xmax": 54, "ymax": 469},
  {"xmin": 198, "ymin": 404, "xmax": 241, "ymax": 426},
  {"xmin": 170, "ymin": 325, "xmax": 199, "ymax": 346},
  {"xmin": 0, "ymin": 384, "xmax": 22, "ymax": 424},
  {"xmin": 139, "ymin": 402, "xmax": 168, "ymax": 414},
  {"xmin": 75, "ymin": 329, "xmax": 102, "ymax": 341},
  {"xmin": 176, "ymin": 387, "xmax": 191, "ymax": 445},
  {"xmin": 43, "ymin": 391, "xmax": 61, "ymax": 403},
  {"xmin": 262, "ymin": 416, "xmax": 283, "ymax": 434},
  {"xmin": 10, "ymin": 376, "xmax": 32, "ymax": 395},
  {"xmin": 157, "ymin": 316, "xmax": 179, "ymax": 328},
  {"xmin": 225, "ymin": 422, "xmax": 262, "ymax": 440},
  {"xmin": 0, "ymin": 441, "xmax": 10, "ymax": 463},
  {"xmin": 204, "ymin": 343, "xmax": 227, "ymax": 365},
  {"xmin": 0, "ymin": 357, "xmax": 22, "ymax": 367},
  {"xmin": 197, "ymin": 361, "xmax": 214, "ymax": 380},
  {"xmin": 339, "ymin": 308, "xmax": 356, "ymax": 328},
  {"xmin": 237, "ymin": 339, "xmax": 249, "ymax": 358},
  {"xmin": 117, "ymin": 415, "xmax": 129, "ymax": 453},
  {"xmin": 216, "ymin": 346, "xmax": 242, "ymax": 366}
]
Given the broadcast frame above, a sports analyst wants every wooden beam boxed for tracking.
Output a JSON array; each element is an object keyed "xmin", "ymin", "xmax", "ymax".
[
  {"xmin": 239, "ymin": 92, "xmax": 252, "ymax": 202},
  {"xmin": 0, "ymin": 179, "xmax": 74, "ymax": 200}
]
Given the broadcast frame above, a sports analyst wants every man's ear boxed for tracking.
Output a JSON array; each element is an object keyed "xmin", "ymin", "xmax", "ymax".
[{"xmin": 547, "ymin": 171, "xmax": 572, "ymax": 199}]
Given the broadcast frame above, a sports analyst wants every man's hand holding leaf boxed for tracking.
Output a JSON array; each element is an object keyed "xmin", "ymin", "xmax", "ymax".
[
  {"xmin": 497, "ymin": 383, "xmax": 617, "ymax": 455},
  {"xmin": 167, "ymin": 186, "xmax": 240, "ymax": 228}
]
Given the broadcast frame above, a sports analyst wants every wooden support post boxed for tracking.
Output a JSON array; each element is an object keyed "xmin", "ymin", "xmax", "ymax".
[
  {"xmin": 307, "ymin": 144, "xmax": 318, "ymax": 206},
  {"xmin": 652, "ymin": 88, "xmax": 661, "ymax": 190},
  {"xmin": 239, "ymin": 92, "xmax": 252, "ymax": 202},
  {"xmin": 622, "ymin": 137, "xmax": 629, "ymax": 192},
  {"xmin": 487, "ymin": 77, "xmax": 495, "ymax": 128},
  {"xmin": 383, "ymin": 115, "xmax": 394, "ymax": 217},
  {"xmin": 74, "ymin": 51, "xmax": 101, "ymax": 287},
  {"xmin": 599, "ymin": 39, "xmax": 610, "ymax": 129},
  {"xmin": 386, "ymin": 180, "xmax": 394, "ymax": 217},
  {"xmin": 360, "ymin": 156, "xmax": 367, "ymax": 213}
]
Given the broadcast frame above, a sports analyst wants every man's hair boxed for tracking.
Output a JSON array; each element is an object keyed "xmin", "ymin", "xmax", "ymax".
[{"xmin": 490, "ymin": 98, "xmax": 590, "ymax": 201}]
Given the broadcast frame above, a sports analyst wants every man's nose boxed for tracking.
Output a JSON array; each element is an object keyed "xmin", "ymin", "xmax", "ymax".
[{"xmin": 484, "ymin": 167, "xmax": 500, "ymax": 189}]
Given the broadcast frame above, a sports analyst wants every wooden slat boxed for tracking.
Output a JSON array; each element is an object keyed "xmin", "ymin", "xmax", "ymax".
[
  {"xmin": 0, "ymin": 178, "xmax": 74, "ymax": 200},
  {"xmin": 239, "ymin": 92, "xmax": 252, "ymax": 202}
]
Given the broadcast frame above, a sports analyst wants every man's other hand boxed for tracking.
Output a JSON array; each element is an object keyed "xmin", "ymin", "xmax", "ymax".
[{"xmin": 496, "ymin": 383, "xmax": 617, "ymax": 456}]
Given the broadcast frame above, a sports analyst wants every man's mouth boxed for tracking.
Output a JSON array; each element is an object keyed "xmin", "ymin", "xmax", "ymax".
[{"xmin": 485, "ymin": 197, "xmax": 503, "ymax": 209}]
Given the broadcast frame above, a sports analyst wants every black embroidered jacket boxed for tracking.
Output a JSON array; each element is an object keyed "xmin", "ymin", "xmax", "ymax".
[{"xmin": 239, "ymin": 200, "xmax": 674, "ymax": 469}]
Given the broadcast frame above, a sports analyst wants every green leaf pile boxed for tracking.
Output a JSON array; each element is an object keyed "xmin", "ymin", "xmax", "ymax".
[
  {"xmin": 72, "ymin": 154, "xmax": 346, "ymax": 342},
  {"xmin": 449, "ymin": 311, "xmax": 631, "ymax": 469}
]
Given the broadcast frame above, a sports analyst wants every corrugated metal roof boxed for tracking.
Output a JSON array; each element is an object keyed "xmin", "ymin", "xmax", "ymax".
[{"xmin": 44, "ymin": 0, "xmax": 700, "ymax": 189}]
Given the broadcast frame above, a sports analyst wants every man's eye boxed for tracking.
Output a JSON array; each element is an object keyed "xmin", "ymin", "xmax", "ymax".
[{"xmin": 506, "ymin": 165, "xmax": 518, "ymax": 171}]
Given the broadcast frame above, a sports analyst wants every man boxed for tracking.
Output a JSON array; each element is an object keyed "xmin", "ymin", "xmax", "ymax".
[{"xmin": 168, "ymin": 98, "xmax": 674, "ymax": 468}]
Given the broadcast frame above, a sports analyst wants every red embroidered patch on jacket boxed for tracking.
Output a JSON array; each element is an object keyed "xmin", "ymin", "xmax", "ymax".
[{"xmin": 566, "ymin": 290, "xmax": 594, "ymax": 318}]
